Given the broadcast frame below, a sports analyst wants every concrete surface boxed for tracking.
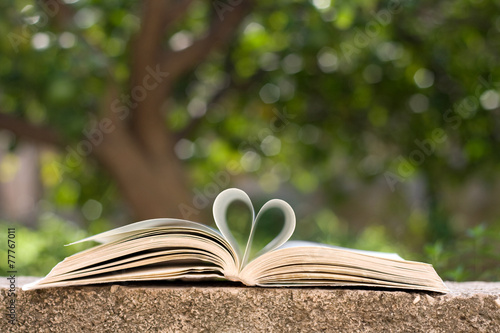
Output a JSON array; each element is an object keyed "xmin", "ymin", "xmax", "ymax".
[{"xmin": 1, "ymin": 277, "xmax": 499, "ymax": 332}]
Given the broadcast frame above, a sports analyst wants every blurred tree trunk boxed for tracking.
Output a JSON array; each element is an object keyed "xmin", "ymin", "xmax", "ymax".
[
  {"xmin": 91, "ymin": 104, "xmax": 194, "ymax": 221},
  {"xmin": 0, "ymin": 0, "xmax": 253, "ymax": 223}
]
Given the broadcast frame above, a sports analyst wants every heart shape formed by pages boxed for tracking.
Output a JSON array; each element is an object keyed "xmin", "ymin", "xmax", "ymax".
[{"xmin": 213, "ymin": 188, "xmax": 296, "ymax": 269}]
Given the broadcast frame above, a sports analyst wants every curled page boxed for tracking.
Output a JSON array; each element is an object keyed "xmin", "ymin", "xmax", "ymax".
[
  {"xmin": 67, "ymin": 218, "xmax": 221, "ymax": 245},
  {"xmin": 73, "ymin": 188, "xmax": 297, "ymax": 271},
  {"xmin": 241, "ymin": 199, "xmax": 296, "ymax": 268},
  {"xmin": 213, "ymin": 188, "xmax": 255, "ymax": 261},
  {"xmin": 213, "ymin": 188, "xmax": 296, "ymax": 269}
]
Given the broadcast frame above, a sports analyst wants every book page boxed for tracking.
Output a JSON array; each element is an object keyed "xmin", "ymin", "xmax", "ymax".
[
  {"xmin": 240, "ymin": 245, "xmax": 448, "ymax": 293},
  {"xmin": 68, "ymin": 218, "xmax": 222, "ymax": 245},
  {"xmin": 24, "ymin": 224, "xmax": 240, "ymax": 290},
  {"xmin": 212, "ymin": 188, "xmax": 296, "ymax": 269},
  {"xmin": 279, "ymin": 240, "xmax": 404, "ymax": 260}
]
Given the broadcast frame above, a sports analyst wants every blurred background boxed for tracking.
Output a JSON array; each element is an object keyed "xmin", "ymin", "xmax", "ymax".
[{"xmin": 0, "ymin": 0, "xmax": 499, "ymax": 280}]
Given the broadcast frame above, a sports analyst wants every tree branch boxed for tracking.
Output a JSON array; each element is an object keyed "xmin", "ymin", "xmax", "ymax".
[
  {"xmin": 130, "ymin": 0, "xmax": 195, "ymax": 89},
  {"xmin": 162, "ymin": 0, "xmax": 254, "ymax": 81},
  {"xmin": 127, "ymin": 0, "xmax": 196, "ymax": 156},
  {"xmin": 40, "ymin": 0, "xmax": 106, "ymax": 58},
  {"xmin": 0, "ymin": 113, "xmax": 62, "ymax": 147},
  {"xmin": 128, "ymin": 0, "xmax": 253, "ymax": 158},
  {"xmin": 176, "ymin": 68, "xmax": 266, "ymax": 140},
  {"xmin": 39, "ymin": 0, "xmax": 75, "ymax": 28}
]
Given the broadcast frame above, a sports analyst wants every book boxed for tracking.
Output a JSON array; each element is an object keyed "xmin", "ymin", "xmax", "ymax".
[{"xmin": 23, "ymin": 188, "xmax": 449, "ymax": 293}]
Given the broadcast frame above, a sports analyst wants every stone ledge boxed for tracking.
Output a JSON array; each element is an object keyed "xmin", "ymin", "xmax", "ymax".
[{"xmin": 1, "ymin": 277, "xmax": 499, "ymax": 332}]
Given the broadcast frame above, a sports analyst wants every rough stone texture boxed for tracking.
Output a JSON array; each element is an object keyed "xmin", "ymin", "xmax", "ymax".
[{"xmin": 1, "ymin": 277, "xmax": 499, "ymax": 332}]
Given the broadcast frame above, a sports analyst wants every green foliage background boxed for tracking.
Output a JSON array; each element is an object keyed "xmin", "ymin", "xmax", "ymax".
[{"xmin": 0, "ymin": 0, "xmax": 499, "ymax": 280}]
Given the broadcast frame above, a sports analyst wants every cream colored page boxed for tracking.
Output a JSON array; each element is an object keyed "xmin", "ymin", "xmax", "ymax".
[
  {"xmin": 212, "ymin": 188, "xmax": 296, "ymax": 270},
  {"xmin": 69, "ymin": 218, "xmax": 223, "ymax": 245},
  {"xmin": 279, "ymin": 240, "xmax": 404, "ymax": 260}
]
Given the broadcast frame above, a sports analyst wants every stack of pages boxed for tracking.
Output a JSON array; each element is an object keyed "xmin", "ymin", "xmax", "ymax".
[{"xmin": 24, "ymin": 188, "xmax": 449, "ymax": 293}]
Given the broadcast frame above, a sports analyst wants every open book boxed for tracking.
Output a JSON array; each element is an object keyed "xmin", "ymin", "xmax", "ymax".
[{"xmin": 23, "ymin": 188, "xmax": 449, "ymax": 293}]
